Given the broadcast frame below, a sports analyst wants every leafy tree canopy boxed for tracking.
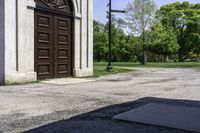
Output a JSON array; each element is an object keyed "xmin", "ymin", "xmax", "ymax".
[{"xmin": 158, "ymin": 2, "xmax": 200, "ymax": 61}]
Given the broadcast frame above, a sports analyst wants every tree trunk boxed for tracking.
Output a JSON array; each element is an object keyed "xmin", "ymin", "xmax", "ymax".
[
  {"xmin": 178, "ymin": 49, "xmax": 184, "ymax": 62},
  {"xmin": 164, "ymin": 55, "xmax": 168, "ymax": 62},
  {"xmin": 178, "ymin": 25, "xmax": 185, "ymax": 62},
  {"xmin": 157, "ymin": 55, "xmax": 160, "ymax": 62},
  {"xmin": 141, "ymin": 31, "xmax": 147, "ymax": 65}
]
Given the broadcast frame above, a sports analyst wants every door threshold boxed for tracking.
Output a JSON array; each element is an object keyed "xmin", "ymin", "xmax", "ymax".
[{"xmin": 41, "ymin": 78, "xmax": 95, "ymax": 85}]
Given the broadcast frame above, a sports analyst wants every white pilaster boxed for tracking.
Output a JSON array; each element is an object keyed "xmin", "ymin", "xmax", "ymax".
[
  {"xmin": 88, "ymin": 0, "xmax": 94, "ymax": 71},
  {"xmin": 73, "ymin": 0, "xmax": 93, "ymax": 77},
  {"xmin": 5, "ymin": 0, "xmax": 17, "ymax": 73},
  {"xmin": 4, "ymin": 0, "xmax": 36, "ymax": 84}
]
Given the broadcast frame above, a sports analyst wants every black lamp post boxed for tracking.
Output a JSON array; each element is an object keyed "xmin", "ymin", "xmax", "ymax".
[{"xmin": 107, "ymin": 0, "xmax": 126, "ymax": 71}]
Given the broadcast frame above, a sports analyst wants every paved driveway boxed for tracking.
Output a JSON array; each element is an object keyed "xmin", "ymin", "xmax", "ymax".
[{"xmin": 0, "ymin": 68, "xmax": 200, "ymax": 133}]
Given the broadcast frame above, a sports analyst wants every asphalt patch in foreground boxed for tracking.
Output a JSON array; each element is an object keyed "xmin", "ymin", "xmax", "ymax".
[{"xmin": 113, "ymin": 103, "xmax": 200, "ymax": 132}]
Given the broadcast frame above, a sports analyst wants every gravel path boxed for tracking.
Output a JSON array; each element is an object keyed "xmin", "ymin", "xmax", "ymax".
[{"xmin": 0, "ymin": 68, "xmax": 200, "ymax": 133}]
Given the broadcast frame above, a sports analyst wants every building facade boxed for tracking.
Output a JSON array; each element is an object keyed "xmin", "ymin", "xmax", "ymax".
[{"xmin": 0, "ymin": 0, "xmax": 93, "ymax": 85}]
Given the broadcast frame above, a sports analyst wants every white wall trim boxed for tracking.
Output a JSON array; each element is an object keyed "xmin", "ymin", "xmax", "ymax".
[{"xmin": 27, "ymin": 0, "xmax": 36, "ymax": 9}]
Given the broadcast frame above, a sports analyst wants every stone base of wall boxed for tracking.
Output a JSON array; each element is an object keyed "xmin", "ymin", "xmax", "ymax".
[
  {"xmin": 5, "ymin": 71, "xmax": 37, "ymax": 85},
  {"xmin": 73, "ymin": 69, "xmax": 93, "ymax": 77},
  {"xmin": 3, "ymin": 69, "xmax": 93, "ymax": 85}
]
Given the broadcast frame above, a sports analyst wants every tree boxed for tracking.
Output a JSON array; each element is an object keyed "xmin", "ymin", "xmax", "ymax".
[
  {"xmin": 125, "ymin": 0, "xmax": 157, "ymax": 64},
  {"xmin": 93, "ymin": 20, "xmax": 108, "ymax": 61},
  {"xmin": 93, "ymin": 18, "xmax": 141, "ymax": 62},
  {"xmin": 158, "ymin": 2, "xmax": 200, "ymax": 62},
  {"xmin": 106, "ymin": 17, "xmax": 135, "ymax": 62},
  {"xmin": 148, "ymin": 22, "xmax": 179, "ymax": 62}
]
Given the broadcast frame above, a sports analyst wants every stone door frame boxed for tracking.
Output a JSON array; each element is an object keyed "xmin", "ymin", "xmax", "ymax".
[{"xmin": 34, "ymin": 0, "xmax": 74, "ymax": 80}]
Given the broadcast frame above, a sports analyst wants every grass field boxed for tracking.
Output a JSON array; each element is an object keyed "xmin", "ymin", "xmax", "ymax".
[
  {"xmin": 93, "ymin": 64, "xmax": 132, "ymax": 77},
  {"xmin": 94, "ymin": 62, "xmax": 200, "ymax": 77}
]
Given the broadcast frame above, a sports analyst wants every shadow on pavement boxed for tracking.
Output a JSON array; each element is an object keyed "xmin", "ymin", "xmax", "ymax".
[{"xmin": 24, "ymin": 97, "xmax": 200, "ymax": 133}]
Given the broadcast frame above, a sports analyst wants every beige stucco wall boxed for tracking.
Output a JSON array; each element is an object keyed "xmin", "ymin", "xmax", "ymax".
[{"xmin": 0, "ymin": 0, "xmax": 93, "ymax": 84}]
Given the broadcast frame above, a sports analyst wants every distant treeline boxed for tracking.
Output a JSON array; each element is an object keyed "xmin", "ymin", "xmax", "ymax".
[{"xmin": 93, "ymin": 1, "xmax": 200, "ymax": 63}]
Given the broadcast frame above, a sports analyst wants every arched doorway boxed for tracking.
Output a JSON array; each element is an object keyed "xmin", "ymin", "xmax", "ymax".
[{"xmin": 34, "ymin": 0, "xmax": 74, "ymax": 79}]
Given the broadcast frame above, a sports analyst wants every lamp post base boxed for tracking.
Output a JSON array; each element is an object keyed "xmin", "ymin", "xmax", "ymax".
[{"xmin": 107, "ymin": 64, "xmax": 113, "ymax": 72}]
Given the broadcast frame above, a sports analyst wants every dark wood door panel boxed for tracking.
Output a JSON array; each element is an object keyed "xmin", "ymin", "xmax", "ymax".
[
  {"xmin": 35, "ymin": 11, "xmax": 54, "ymax": 79},
  {"xmin": 54, "ymin": 16, "xmax": 72, "ymax": 78}
]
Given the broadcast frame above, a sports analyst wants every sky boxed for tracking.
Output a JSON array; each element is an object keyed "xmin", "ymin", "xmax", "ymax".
[{"xmin": 94, "ymin": 0, "xmax": 199, "ymax": 23}]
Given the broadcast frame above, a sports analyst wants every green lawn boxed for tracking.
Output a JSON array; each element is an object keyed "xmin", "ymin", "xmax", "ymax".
[
  {"xmin": 93, "ymin": 63, "xmax": 133, "ymax": 78},
  {"xmin": 94, "ymin": 62, "xmax": 200, "ymax": 77}
]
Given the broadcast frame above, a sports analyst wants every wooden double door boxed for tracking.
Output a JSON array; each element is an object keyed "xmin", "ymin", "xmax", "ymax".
[{"xmin": 35, "ymin": 10, "xmax": 72, "ymax": 79}]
